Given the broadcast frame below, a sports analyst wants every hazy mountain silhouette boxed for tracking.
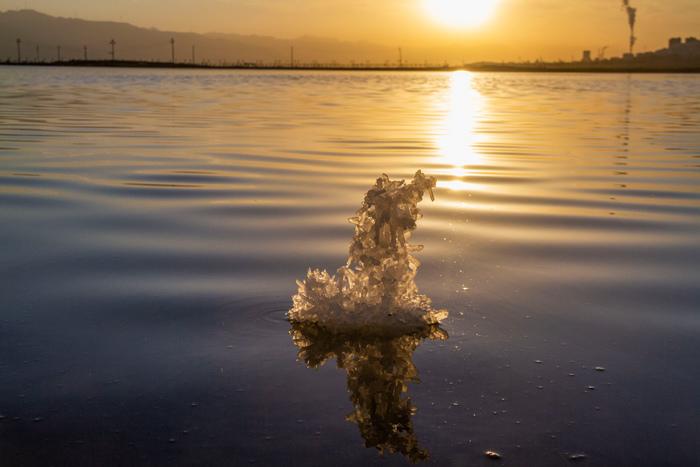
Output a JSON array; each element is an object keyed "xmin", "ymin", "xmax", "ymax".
[{"xmin": 0, "ymin": 9, "xmax": 399, "ymax": 64}]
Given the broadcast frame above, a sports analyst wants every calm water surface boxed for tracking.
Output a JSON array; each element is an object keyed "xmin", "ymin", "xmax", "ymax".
[{"xmin": 1, "ymin": 67, "xmax": 699, "ymax": 466}]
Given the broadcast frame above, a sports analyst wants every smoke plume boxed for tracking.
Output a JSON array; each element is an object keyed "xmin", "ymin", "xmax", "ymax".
[{"xmin": 622, "ymin": 0, "xmax": 637, "ymax": 53}]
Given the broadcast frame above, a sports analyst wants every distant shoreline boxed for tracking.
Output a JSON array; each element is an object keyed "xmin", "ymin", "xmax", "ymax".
[{"xmin": 2, "ymin": 60, "xmax": 700, "ymax": 73}]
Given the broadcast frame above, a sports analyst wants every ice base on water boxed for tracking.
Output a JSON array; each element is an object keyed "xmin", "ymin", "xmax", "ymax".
[{"xmin": 288, "ymin": 170, "xmax": 448, "ymax": 333}]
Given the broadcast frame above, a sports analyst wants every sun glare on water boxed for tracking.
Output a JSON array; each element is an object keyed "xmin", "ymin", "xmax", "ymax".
[
  {"xmin": 424, "ymin": 0, "xmax": 500, "ymax": 28},
  {"xmin": 435, "ymin": 71, "xmax": 488, "ymax": 189}
]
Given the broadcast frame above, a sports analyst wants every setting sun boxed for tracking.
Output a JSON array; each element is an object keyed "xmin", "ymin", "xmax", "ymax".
[{"xmin": 424, "ymin": 0, "xmax": 500, "ymax": 28}]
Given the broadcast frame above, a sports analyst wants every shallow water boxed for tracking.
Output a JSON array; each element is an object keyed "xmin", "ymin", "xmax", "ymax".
[{"xmin": 1, "ymin": 67, "xmax": 699, "ymax": 466}]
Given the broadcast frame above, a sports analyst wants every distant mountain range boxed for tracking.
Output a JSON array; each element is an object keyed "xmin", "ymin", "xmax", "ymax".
[{"xmin": 0, "ymin": 9, "xmax": 403, "ymax": 65}]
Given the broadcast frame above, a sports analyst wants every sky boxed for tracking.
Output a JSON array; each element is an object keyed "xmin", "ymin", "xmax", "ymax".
[{"xmin": 1, "ymin": 0, "xmax": 699, "ymax": 60}]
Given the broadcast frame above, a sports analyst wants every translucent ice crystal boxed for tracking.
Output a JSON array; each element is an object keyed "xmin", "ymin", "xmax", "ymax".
[{"xmin": 287, "ymin": 170, "xmax": 448, "ymax": 332}]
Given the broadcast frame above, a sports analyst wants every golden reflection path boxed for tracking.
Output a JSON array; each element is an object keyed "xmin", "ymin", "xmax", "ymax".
[{"xmin": 433, "ymin": 71, "xmax": 488, "ymax": 192}]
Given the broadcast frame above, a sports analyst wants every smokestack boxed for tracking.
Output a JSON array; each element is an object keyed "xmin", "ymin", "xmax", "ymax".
[{"xmin": 621, "ymin": 0, "xmax": 637, "ymax": 55}]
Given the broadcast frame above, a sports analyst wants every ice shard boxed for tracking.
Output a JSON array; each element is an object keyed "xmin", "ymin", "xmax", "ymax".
[{"xmin": 287, "ymin": 170, "xmax": 448, "ymax": 332}]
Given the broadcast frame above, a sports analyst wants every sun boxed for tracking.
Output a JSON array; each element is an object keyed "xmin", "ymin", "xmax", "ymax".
[{"xmin": 424, "ymin": 0, "xmax": 500, "ymax": 28}]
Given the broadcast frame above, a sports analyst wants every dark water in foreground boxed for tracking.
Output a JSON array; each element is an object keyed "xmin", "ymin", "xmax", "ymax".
[{"xmin": 1, "ymin": 67, "xmax": 699, "ymax": 466}]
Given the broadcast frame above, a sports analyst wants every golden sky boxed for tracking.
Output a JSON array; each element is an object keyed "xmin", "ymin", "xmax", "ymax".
[{"xmin": 2, "ymin": 0, "xmax": 699, "ymax": 60}]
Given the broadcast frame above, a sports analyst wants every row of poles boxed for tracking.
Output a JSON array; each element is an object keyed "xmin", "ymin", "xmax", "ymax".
[
  {"xmin": 13, "ymin": 38, "xmax": 406, "ymax": 68},
  {"xmin": 13, "ymin": 37, "xmax": 195, "ymax": 64}
]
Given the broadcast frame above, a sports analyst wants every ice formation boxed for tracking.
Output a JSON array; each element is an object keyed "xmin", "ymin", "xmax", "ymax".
[{"xmin": 287, "ymin": 170, "xmax": 448, "ymax": 332}]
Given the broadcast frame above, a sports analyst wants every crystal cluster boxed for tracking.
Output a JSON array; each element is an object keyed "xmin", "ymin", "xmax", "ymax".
[{"xmin": 287, "ymin": 171, "xmax": 448, "ymax": 332}]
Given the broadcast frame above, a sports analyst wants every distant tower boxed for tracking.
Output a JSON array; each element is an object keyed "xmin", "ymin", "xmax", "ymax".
[
  {"xmin": 597, "ymin": 46, "xmax": 608, "ymax": 60},
  {"xmin": 16, "ymin": 38, "xmax": 21, "ymax": 63},
  {"xmin": 57, "ymin": 45, "xmax": 61, "ymax": 62},
  {"xmin": 581, "ymin": 50, "xmax": 592, "ymax": 62},
  {"xmin": 290, "ymin": 46, "xmax": 295, "ymax": 68},
  {"xmin": 170, "ymin": 38, "xmax": 175, "ymax": 63},
  {"xmin": 109, "ymin": 39, "xmax": 116, "ymax": 61},
  {"xmin": 398, "ymin": 47, "xmax": 403, "ymax": 68}
]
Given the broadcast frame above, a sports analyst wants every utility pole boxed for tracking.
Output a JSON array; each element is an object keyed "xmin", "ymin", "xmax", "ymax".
[
  {"xmin": 192, "ymin": 45, "xmax": 195, "ymax": 64},
  {"xmin": 16, "ymin": 38, "xmax": 21, "ymax": 63},
  {"xmin": 109, "ymin": 39, "xmax": 116, "ymax": 61},
  {"xmin": 170, "ymin": 38, "xmax": 175, "ymax": 64},
  {"xmin": 398, "ymin": 47, "xmax": 403, "ymax": 68},
  {"xmin": 290, "ymin": 46, "xmax": 294, "ymax": 68},
  {"xmin": 84, "ymin": 45, "xmax": 88, "ymax": 60},
  {"xmin": 57, "ymin": 45, "xmax": 61, "ymax": 62}
]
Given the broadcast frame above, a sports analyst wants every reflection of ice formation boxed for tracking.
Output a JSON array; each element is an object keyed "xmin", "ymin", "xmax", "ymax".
[
  {"xmin": 290, "ymin": 323, "xmax": 448, "ymax": 462},
  {"xmin": 288, "ymin": 171, "xmax": 448, "ymax": 332}
]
